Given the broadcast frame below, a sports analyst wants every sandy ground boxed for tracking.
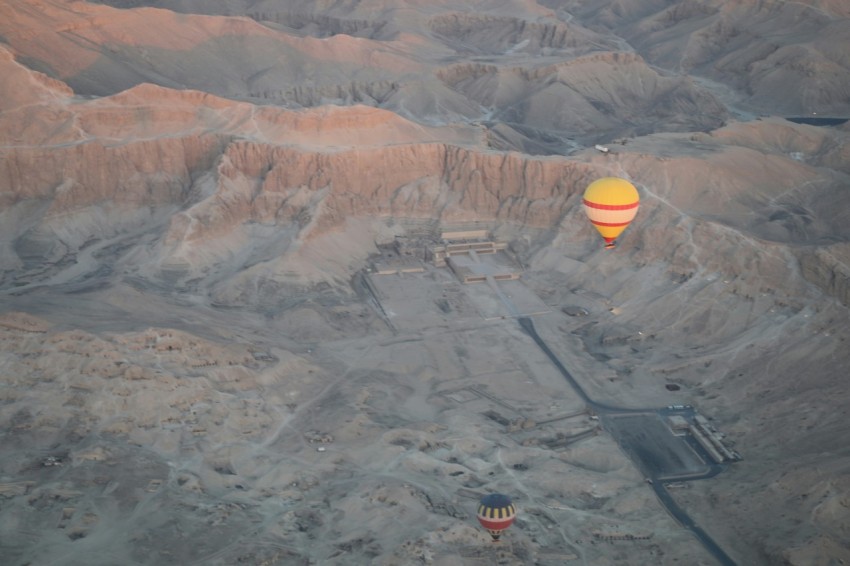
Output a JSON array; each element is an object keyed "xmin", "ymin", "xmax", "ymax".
[
  {"xmin": 0, "ymin": 246, "xmax": 725, "ymax": 565},
  {"xmin": 3, "ymin": 228, "xmax": 847, "ymax": 565},
  {"xmin": 1, "ymin": 1, "xmax": 850, "ymax": 565}
]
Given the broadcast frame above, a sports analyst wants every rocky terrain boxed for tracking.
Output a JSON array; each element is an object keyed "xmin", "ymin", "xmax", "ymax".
[{"xmin": 1, "ymin": 1, "xmax": 849, "ymax": 565}]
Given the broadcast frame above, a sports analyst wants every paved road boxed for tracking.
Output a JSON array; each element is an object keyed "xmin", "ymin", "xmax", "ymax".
[
  {"xmin": 786, "ymin": 116, "xmax": 848, "ymax": 126},
  {"xmin": 651, "ymin": 481, "xmax": 736, "ymax": 566},
  {"xmin": 518, "ymin": 317, "xmax": 737, "ymax": 566}
]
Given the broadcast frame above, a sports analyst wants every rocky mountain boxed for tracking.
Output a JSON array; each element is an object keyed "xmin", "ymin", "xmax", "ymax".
[{"xmin": 1, "ymin": 1, "xmax": 849, "ymax": 565}]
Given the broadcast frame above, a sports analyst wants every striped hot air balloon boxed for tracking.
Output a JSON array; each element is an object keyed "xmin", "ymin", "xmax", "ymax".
[
  {"xmin": 477, "ymin": 493, "xmax": 516, "ymax": 542},
  {"xmin": 582, "ymin": 177, "xmax": 640, "ymax": 249}
]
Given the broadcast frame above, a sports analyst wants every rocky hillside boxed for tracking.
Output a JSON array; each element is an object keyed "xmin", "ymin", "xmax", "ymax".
[{"xmin": 1, "ymin": 2, "xmax": 849, "ymax": 564}]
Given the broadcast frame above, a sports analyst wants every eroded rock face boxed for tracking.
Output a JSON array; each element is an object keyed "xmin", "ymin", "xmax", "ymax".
[
  {"xmin": 797, "ymin": 245, "xmax": 850, "ymax": 307},
  {"xmin": 1, "ymin": 2, "xmax": 850, "ymax": 565},
  {"xmin": 564, "ymin": 0, "xmax": 850, "ymax": 115},
  {"xmin": 2, "ymin": 42, "xmax": 848, "ymax": 306},
  {"xmin": 7, "ymin": 0, "xmax": 848, "ymax": 145}
]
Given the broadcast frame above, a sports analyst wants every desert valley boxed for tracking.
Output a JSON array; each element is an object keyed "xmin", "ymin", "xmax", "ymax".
[{"xmin": 1, "ymin": 1, "xmax": 850, "ymax": 564}]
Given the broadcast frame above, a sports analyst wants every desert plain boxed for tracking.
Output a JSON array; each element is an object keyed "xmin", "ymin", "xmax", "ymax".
[{"xmin": 1, "ymin": 1, "xmax": 850, "ymax": 565}]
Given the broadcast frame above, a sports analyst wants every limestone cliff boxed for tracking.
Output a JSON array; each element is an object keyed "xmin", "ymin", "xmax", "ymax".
[{"xmin": 1, "ymin": 18, "xmax": 848, "ymax": 309}]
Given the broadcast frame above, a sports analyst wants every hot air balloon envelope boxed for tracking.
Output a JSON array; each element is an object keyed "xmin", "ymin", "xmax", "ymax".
[
  {"xmin": 477, "ymin": 493, "xmax": 516, "ymax": 541},
  {"xmin": 583, "ymin": 177, "xmax": 640, "ymax": 248}
]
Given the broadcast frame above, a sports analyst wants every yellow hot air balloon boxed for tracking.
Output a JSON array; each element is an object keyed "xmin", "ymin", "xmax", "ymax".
[{"xmin": 583, "ymin": 177, "xmax": 640, "ymax": 249}]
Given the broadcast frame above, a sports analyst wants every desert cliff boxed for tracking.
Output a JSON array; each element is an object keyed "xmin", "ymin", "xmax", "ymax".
[{"xmin": 1, "ymin": 1, "xmax": 849, "ymax": 565}]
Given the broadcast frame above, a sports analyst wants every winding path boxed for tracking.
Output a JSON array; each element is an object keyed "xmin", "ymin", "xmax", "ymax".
[{"xmin": 518, "ymin": 316, "xmax": 737, "ymax": 566}]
